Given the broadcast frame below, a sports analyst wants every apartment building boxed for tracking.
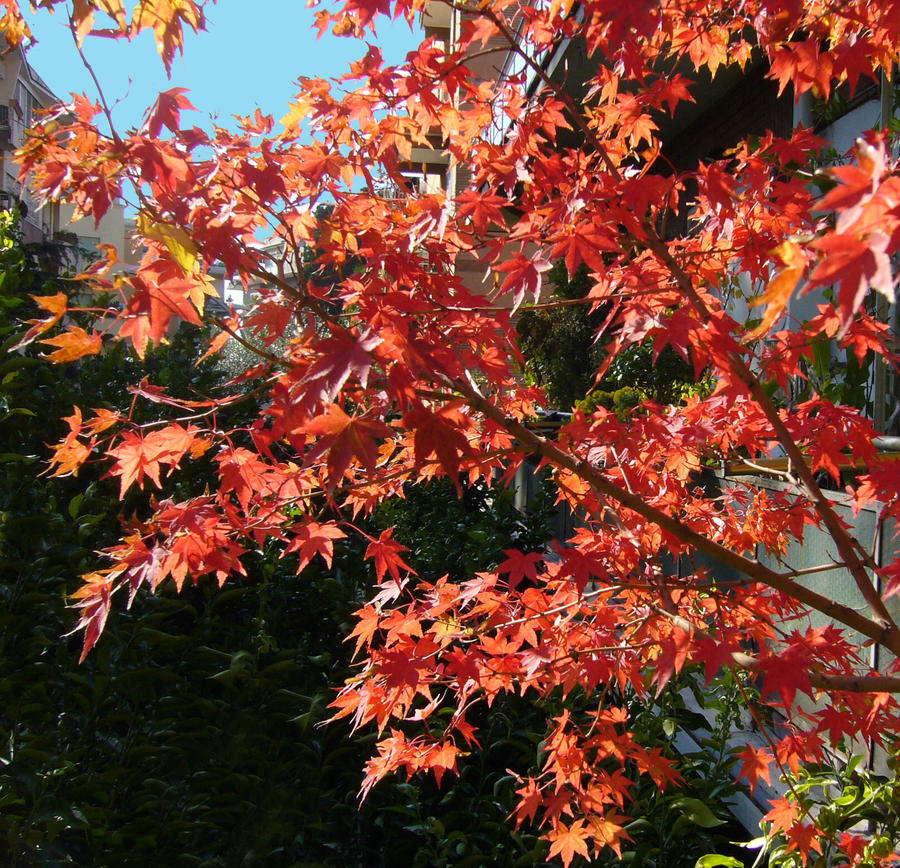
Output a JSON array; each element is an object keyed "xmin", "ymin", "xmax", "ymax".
[{"xmin": 0, "ymin": 40, "xmax": 129, "ymax": 260}]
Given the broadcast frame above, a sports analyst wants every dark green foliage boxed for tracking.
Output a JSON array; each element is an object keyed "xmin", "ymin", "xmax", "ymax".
[
  {"xmin": 0, "ymin": 214, "xmax": 557, "ymax": 865},
  {"xmin": 516, "ymin": 263, "xmax": 604, "ymax": 409},
  {"xmin": 765, "ymin": 749, "xmax": 900, "ymax": 867},
  {"xmin": 575, "ymin": 385, "xmax": 645, "ymax": 418},
  {"xmin": 373, "ymin": 475, "xmax": 555, "ymax": 581},
  {"xmin": 516, "ymin": 261, "xmax": 700, "ymax": 410},
  {"xmin": 792, "ymin": 322, "xmax": 874, "ymax": 413},
  {"xmin": 592, "ymin": 339, "xmax": 705, "ymax": 408}
]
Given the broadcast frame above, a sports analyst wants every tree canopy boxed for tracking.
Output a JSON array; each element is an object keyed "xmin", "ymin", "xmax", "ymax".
[{"xmin": 6, "ymin": 0, "xmax": 900, "ymax": 863}]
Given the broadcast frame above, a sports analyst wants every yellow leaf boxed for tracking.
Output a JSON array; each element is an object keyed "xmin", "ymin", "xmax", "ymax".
[
  {"xmin": 137, "ymin": 212, "xmax": 199, "ymax": 274},
  {"xmin": 131, "ymin": 0, "xmax": 204, "ymax": 72},
  {"xmin": 748, "ymin": 240, "xmax": 806, "ymax": 338},
  {"xmin": 280, "ymin": 98, "xmax": 312, "ymax": 133},
  {"xmin": 548, "ymin": 0, "xmax": 575, "ymax": 20},
  {"xmin": 0, "ymin": 8, "xmax": 32, "ymax": 46},
  {"xmin": 97, "ymin": 0, "xmax": 127, "ymax": 28},
  {"xmin": 431, "ymin": 616, "xmax": 474, "ymax": 638}
]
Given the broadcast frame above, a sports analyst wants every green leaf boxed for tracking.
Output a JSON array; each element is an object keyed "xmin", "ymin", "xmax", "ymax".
[
  {"xmin": 695, "ymin": 856, "xmax": 743, "ymax": 868},
  {"xmin": 68, "ymin": 494, "xmax": 84, "ymax": 519},
  {"xmin": 810, "ymin": 335, "xmax": 832, "ymax": 379},
  {"xmin": 672, "ymin": 797, "xmax": 724, "ymax": 828}
]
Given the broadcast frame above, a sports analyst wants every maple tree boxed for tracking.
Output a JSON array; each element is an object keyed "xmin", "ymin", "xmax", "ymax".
[{"xmin": 8, "ymin": 0, "xmax": 900, "ymax": 862}]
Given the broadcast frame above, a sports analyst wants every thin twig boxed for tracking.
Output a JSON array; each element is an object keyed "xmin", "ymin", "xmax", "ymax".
[{"xmin": 68, "ymin": 14, "xmax": 122, "ymax": 146}]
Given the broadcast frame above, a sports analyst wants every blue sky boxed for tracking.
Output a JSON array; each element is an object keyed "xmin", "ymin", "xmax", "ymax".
[{"xmin": 24, "ymin": 1, "xmax": 422, "ymax": 133}]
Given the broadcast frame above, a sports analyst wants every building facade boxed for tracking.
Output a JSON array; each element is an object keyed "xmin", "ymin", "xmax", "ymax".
[{"xmin": 0, "ymin": 41, "xmax": 129, "ymax": 260}]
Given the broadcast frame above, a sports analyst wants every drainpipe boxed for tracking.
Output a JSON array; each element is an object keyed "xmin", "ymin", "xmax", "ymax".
[
  {"xmin": 445, "ymin": 4, "xmax": 459, "ymax": 201},
  {"xmin": 867, "ymin": 500, "xmax": 883, "ymax": 771},
  {"xmin": 874, "ymin": 67, "xmax": 895, "ymax": 432},
  {"xmin": 869, "ymin": 66, "xmax": 896, "ymax": 771}
]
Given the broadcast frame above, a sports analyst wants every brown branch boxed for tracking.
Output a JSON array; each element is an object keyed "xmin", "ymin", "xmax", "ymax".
[
  {"xmin": 459, "ymin": 1, "xmax": 898, "ymax": 641},
  {"xmin": 453, "ymin": 376, "xmax": 900, "ymax": 657},
  {"xmin": 642, "ymin": 233, "xmax": 899, "ymax": 639},
  {"xmin": 655, "ymin": 606, "xmax": 900, "ymax": 694}
]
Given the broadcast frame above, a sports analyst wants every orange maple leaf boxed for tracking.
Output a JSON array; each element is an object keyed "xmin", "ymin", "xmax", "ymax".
[
  {"xmin": 14, "ymin": 292, "xmax": 68, "ymax": 349},
  {"xmin": 748, "ymin": 240, "xmax": 806, "ymax": 339},
  {"xmin": 588, "ymin": 811, "xmax": 632, "ymax": 858},
  {"xmin": 547, "ymin": 820, "xmax": 591, "ymax": 867},
  {"xmin": 47, "ymin": 406, "xmax": 92, "ymax": 478},
  {"xmin": 48, "ymin": 438, "xmax": 92, "ymax": 478},
  {"xmin": 69, "ymin": 568, "xmax": 119, "ymax": 663},
  {"xmin": 39, "ymin": 327, "xmax": 103, "ymax": 363},
  {"xmin": 106, "ymin": 424, "xmax": 197, "ymax": 497},
  {"xmin": 346, "ymin": 604, "xmax": 381, "ymax": 656},
  {"xmin": 764, "ymin": 797, "xmax": 799, "ymax": 836}
]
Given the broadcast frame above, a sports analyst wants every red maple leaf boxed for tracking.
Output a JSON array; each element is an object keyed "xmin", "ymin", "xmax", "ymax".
[
  {"xmin": 303, "ymin": 404, "xmax": 392, "ymax": 484},
  {"xmin": 365, "ymin": 528, "xmax": 415, "ymax": 583},
  {"xmin": 649, "ymin": 628, "xmax": 692, "ymax": 696},
  {"xmin": 495, "ymin": 253, "xmax": 552, "ymax": 310},
  {"xmin": 456, "ymin": 189, "xmax": 509, "ymax": 235},
  {"xmin": 784, "ymin": 821, "xmax": 824, "ymax": 865},
  {"xmin": 32, "ymin": 3, "xmax": 900, "ymax": 864},
  {"xmin": 284, "ymin": 521, "xmax": 347, "ymax": 572},
  {"xmin": 736, "ymin": 745, "xmax": 774, "ymax": 793},
  {"xmin": 402, "ymin": 404, "xmax": 472, "ymax": 485},
  {"xmin": 759, "ymin": 650, "xmax": 814, "ymax": 710},
  {"xmin": 497, "ymin": 549, "xmax": 543, "ymax": 590},
  {"xmin": 304, "ymin": 327, "xmax": 383, "ymax": 405},
  {"xmin": 548, "ymin": 222, "xmax": 617, "ymax": 274},
  {"xmin": 144, "ymin": 87, "xmax": 197, "ymax": 138},
  {"xmin": 809, "ymin": 231, "xmax": 893, "ymax": 325}
]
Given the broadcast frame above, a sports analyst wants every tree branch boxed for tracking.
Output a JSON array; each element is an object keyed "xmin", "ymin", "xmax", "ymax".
[{"xmin": 454, "ymin": 376, "xmax": 900, "ymax": 657}]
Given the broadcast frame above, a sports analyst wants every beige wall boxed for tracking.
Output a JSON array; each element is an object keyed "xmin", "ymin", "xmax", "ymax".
[{"xmin": 56, "ymin": 201, "xmax": 130, "ymax": 260}]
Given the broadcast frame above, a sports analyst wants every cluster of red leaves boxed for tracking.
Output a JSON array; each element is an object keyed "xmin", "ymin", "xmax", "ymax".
[{"xmin": 14, "ymin": 0, "xmax": 900, "ymax": 863}]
